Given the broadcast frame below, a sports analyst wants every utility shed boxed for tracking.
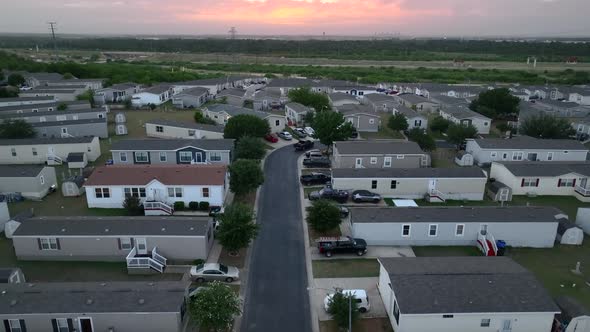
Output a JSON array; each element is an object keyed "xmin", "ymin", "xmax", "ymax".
[
  {"xmin": 555, "ymin": 296, "xmax": 590, "ymax": 332},
  {"xmin": 556, "ymin": 218, "xmax": 584, "ymax": 245},
  {"xmin": 487, "ymin": 180, "xmax": 512, "ymax": 202},
  {"xmin": 61, "ymin": 175, "xmax": 85, "ymax": 197},
  {"xmin": 66, "ymin": 152, "xmax": 87, "ymax": 169}
]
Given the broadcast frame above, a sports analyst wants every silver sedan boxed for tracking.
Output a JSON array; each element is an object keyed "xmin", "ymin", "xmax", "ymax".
[{"xmin": 190, "ymin": 263, "xmax": 240, "ymax": 283}]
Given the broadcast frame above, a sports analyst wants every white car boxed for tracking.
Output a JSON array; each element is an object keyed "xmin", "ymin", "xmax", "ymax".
[
  {"xmin": 304, "ymin": 127, "xmax": 315, "ymax": 137},
  {"xmin": 278, "ymin": 131, "xmax": 293, "ymax": 140},
  {"xmin": 190, "ymin": 263, "xmax": 240, "ymax": 283},
  {"xmin": 323, "ymin": 289, "xmax": 370, "ymax": 313}
]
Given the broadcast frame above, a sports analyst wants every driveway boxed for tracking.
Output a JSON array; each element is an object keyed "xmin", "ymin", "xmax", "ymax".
[{"xmin": 240, "ymin": 146, "xmax": 311, "ymax": 332}]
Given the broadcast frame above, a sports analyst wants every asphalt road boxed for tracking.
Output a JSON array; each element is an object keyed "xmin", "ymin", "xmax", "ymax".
[{"xmin": 241, "ymin": 145, "xmax": 312, "ymax": 332}]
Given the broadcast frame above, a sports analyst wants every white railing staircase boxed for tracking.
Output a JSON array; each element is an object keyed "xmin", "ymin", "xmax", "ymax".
[
  {"xmin": 477, "ymin": 232, "xmax": 498, "ymax": 256},
  {"xmin": 126, "ymin": 246, "xmax": 168, "ymax": 273},
  {"xmin": 143, "ymin": 201, "xmax": 174, "ymax": 216},
  {"xmin": 47, "ymin": 154, "xmax": 63, "ymax": 165},
  {"xmin": 426, "ymin": 189, "xmax": 446, "ymax": 203}
]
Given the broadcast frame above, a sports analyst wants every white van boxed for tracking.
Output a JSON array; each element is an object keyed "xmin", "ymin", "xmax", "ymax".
[{"xmin": 323, "ymin": 289, "xmax": 370, "ymax": 313}]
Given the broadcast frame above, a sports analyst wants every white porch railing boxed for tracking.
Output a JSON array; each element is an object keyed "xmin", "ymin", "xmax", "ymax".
[
  {"xmin": 428, "ymin": 189, "xmax": 446, "ymax": 203},
  {"xmin": 575, "ymin": 185, "xmax": 590, "ymax": 197},
  {"xmin": 126, "ymin": 246, "xmax": 167, "ymax": 273},
  {"xmin": 47, "ymin": 154, "xmax": 63, "ymax": 165},
  {"xmin": 143, "ymin": 201, "xmax": 173, "ymax": 215}
]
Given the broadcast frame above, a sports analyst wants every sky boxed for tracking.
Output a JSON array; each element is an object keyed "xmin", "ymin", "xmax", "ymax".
[{"xmin": 0, "ymin": 0, "xmax": 589, "ymax": 37}]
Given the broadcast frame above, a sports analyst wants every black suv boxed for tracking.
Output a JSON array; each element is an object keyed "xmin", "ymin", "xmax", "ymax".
[
  {"xmin": 308, "ymin": 187, "xmax": 349, "ymax": 203},
  {"xmin": 317, "ymin": 236, "xmax": 367, "ymax": 257},
  {"xmin": 303, "ymin": 157, "xmax": 331, "ymax": 168},
  {"xmin": 300, "ymin": 172, "xmax": 331, "ymax": 186},
  {"xmin": 294, "ymin": 140, "xmax": 315, "ymax": 151}
]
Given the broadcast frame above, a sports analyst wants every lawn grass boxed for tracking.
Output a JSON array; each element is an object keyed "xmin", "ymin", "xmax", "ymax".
[
  {"xmin": 320, "ymin": 318, "xmax": 394, "ymax": 332},
  {"xmin": 312, "ymin": 259, "xmax": 380, "ymax": 278},
  {"xmin": 8, "ymin": 193, "xmax": 126, "ymax": 217},
  {"xmin": 360, "ymin": 114, "xmax": 405, "ymax": 140},
  {"xmin": 412, "ymin": 246, "xmax": 482, "ymax": 257}
]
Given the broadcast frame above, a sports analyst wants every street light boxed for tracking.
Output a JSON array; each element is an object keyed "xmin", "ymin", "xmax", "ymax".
[{"xmin": 307, "ymin": 286, "xmax": 352, "ymax": 332}]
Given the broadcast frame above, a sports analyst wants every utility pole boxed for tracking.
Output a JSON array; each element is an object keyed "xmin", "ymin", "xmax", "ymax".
[
  {"xmin": 228, "ymin": 27, "xmax": 237, "ymax": 64},
  {"xmin": 47, "ymin": 22, "xmax": 58, "ymax": 62}
]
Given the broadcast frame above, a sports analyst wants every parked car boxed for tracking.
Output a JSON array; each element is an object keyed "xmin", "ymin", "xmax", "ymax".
[
  {"xmin": 308, "ymin": 187, "xmax": 348, "ymax": 203},
  {"xmin": 303, "ymin": 157, "xmax": 331, "ymax": 168},
  {"xmin": 305, "ymin": 149, "xmax": 325, "ymax": 158},
  {"xmin": 351, "ymin": 190, "xmax": 382, "ymax": 203},
  {"xmin": 324, "ymin": 289, "xmax": 370, "ymax": 313},
  {"xmin": 278, "ymin": 131, "xmax": 293, "ymax": 140},
  {"xmin": 294, "ymin": 140, "xmax": 315, "ymax": 151},
  {"xmin": 316, "ymin": 236, "xmax": 367, "ymax": 257},
  {"xmin": 339, "ymin": 206, "xmax": 349, "ymax": 218},
  {"xmin": 300, "ymin": 172, "xmax": 331, "ymax": 186},
  {"xmin": 190, "ymin": 263, "xmax": 240, "ymax": 283},
  {"xmin": 293, "ymin": 128, "xmax": 307, "ymax": 138},
  {"xmin": 264, "ymin": 133, "xmax": 279, "ymax": 143},
  {"xmin": 304, "ymin": 127, "xmax": 315, "ymax": 137}
]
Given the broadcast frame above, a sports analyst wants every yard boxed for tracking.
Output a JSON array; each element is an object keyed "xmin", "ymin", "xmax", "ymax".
[
  {"xmin": 320, "ymin": 318, "xmax": 393, "ymax": 332},
  {"xmin": 312, "ymin": 259, "xmax": 380, "ymax": 278},
  {"xmin": 361, "ymin": 114, "xmax": 405, "ymax": 140}
]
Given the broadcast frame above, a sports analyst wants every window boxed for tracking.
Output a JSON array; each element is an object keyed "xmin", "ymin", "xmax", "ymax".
[
  {"xmin": 94, "ymin": 187, "xmax": 110, "ymax": 198},
  {"xmin": 210, "ymin": 152, "xmax": 222, "ymax": 162},
  {"xmin": 179, "ymin": 151, "xmax": 193, "ymax": 163},
  {"xmin": 564, "ymin": 150, "xmax": 569, "ymax": 154},
  {"xmin": 202, "ymin": 187, "xmax": 210, "ymax": 198},
  {"xmin": 370, "ymin": 157, "xmax": 377, "ymax": 164},
  {"xmin": 512, "ymin": 152, "xmax": 523, "ymax": 161},
  {"xmin": 396, "ymin": 155, "xmax": 405, "ymax": 159},
  {"xmin": 393, "ymin": 300, "xmax": 400, "ymax": 324},
  {"xmin": 8, "ymin": 319, "xmax": 24, "ymax": 332},
  {"xmin": 443, "ymin": 314, "xmax": 454, "ymax": 318},
  {"xmin": 159, "ymin": 152, "xmax": 167, "ymax": 162},
  {"xmin": 55, "ymin": 318, "xmax": 69, "ymax": 332},
  {"xmin": 124, "ymin": 187, "xmax": 146, "ymax": 198},
  {"xmin": 32, "ymin": 109, "xmax": 38, "ymax": 113},
  {"xmin": 428, "ymin": 224, "xmax": 438, "ymax": 237},
  {"xmin": 275, "ymin": 120, "xmax": 280, "ymax": 126},
  {"xmin": 558, "ymin": 178, "xmax": 575, "ymax": 187},
  {"xmin": 369, "ymin": 118, "xmax": 375, "ymax": 124},
  {"xmin": 119, "ymin": 152, "xmax": 127, "ymax": 162},
  {"xmin": 414, "ymin": 119, "xmax": 422, "ymax": 127},
  {"xmin": 11, "ymin": 148, "xmax": 16, "ymax": 157},
  {"xmin": 61, "ymin": 128, "xmax": 67, "ymax": 134},
  {"xmin": 547, "ymin": 152, "xmax": 554, "ymax": 161},
  {"xmin": 119, "ymin": 237, "xmax": 132, "ymax": 250},
  {"xmin": 40, "ymin": 175, "xmax": 45, "ymax": 185},
  {"xmin": 384, "ymin": 157, "xmax": 392, "ymax": 167},
  {"xmin": 156, "ymin": 125, "xmax": 164, "ymax": 133},
  {"xmin": 39, "ymin": 237, "xmax": 59, "ymax": 250},
  {"xmin": 502, "ymin": 152, "xmax": 508, "ymax": 160},
  {"xmin": 371, "ymin": 180, "xmax": 377, "ymax": 189},
  {"xmin": 401, "ymin": 224, "xmax": 411, "ymax": 237},
  {"xmin": 48, "ymin": 107, "xmax": 54, "ymax": 111},
  {"xmin": 521, "ymin": 178, "xmax": 539, "ymax": 187},
  {"xmin": 481, "ymin": 319, "xmax": 491, "ymax": 327},
  {"xmin": 390, "ymin": 180, "xmax": 397, "ymax": 189},
  {"xmin": 490, "ymin": 151, "xmax": 498, "ymax": 159},
  {"xmin": 56, "ymin": 115, "xmax": 66, "ymax": 121},
  {"xmin": 455, "ymin": 224, "xmax": 465, "ymax": 236},
  {"xmin": 135, "ymin": 151, "xmax": 149, "ymax": 163},
  {"xmin": 32, "ymin": 147, "xmax": 37, "ymax": 156},
  {"xmin": 188, "ymin": 130, "xmax": 196, "ymax": 137},
  {"xmin": 168, "ymin": 187, "xmax": 183, "ymax": 198}
]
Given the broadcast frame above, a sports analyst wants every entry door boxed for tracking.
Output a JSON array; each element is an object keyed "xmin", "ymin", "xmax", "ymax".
[
  {"xmin": 581, "ymin": 178, "xmax": 588, "ymax": 189},
  {"xmin": 502, "ymin": 319, "xmax": 512, "ymax": 332},
  {"xmin": 480, "ymin": 224, "xmax": 488, "ymax": 235},
  {"xmin": 499, "ymin": 188, "xmax": 509, "ymax": 202},
  {"xmin": 48, "ymin": 146, "xmax": 55, "ymax": 155},
  {"xmin": 195, "ymin": 153, "xmax": 203, "ymax": 163},
  {"xmin": 79, "ymin": 318, "xmax": 93, "ymax": 332},
  {"xmin": 135, "ymin": 238, "xmax": 148, "ymax": 255},
  {"xmin": 428, "ymin": 179, "xmax": 437, "ymax": 193},
  {"xmin": 355, "ymin": 158, "xmax": 363, "ymax": 168}
]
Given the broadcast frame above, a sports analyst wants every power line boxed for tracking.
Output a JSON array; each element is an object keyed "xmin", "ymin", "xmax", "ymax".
[{"xmin": 47, "ymin": 21, "xmax": 58, "ymax": 61}]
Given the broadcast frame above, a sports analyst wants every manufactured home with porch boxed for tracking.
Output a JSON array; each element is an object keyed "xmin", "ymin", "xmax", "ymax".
[
  {"xmin": 332, "ymin": 141, "xmax": 430, "ymax": 169},
  {"xmin": 110, "ymin": 139, "xmax": 233, "ymax": 165},
  {"xmin": 0, "ymin": 137, "xmax": 101, "ymax": 165}
]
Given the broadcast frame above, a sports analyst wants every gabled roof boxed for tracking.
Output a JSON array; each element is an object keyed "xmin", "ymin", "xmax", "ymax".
[
  {"xmin": 332, "ymin": 167, "xmax": 485, "ymax": 179},
  {"xmin": 146, "ymin": 119, "xmax": 224, "ymax": 133},
  {"xmin": 142, "ymin": 85, "xmax": 171, "ymax": 95},
  {"xmin": 362, "ymin": 93, "xmax": 396, "ymax": 103},
  {"xmin": 441, "ymin": 105, "xmax": 490, "ymax": 120},
  {"xmin": 336, "ymin": 104, "xmax": 379, "ymax": 116},
  {"xmin": 175, "ymin": 87, "xmax": 209, "ymax": 97},
  {"xmin": 85, "ymin": 165, "xmax": 227, "ymax": 186},
  {"xmin": 0, "ymin": 165, "xmax": 45, "ymax": 178},
  {"xmin": 29, "ymin": 117, "xmax": 107, "ymax": 128},
  {"xmin": 0, "ymin": 97, "xmax": 55, "ymax": 103},
  {"xmin": 0, "ymin": 137, "xmax": 96, "ymax": 146},
  {"xmin": 0, "ymin": 281, "xmax": 188, "ymax": 314},
  {"xmin": 494, "ymin": 161, "xmax": 590, "ymax": 177},
  {"xmin": 205, "ymin": 104, "xmax": 274, "ymax": 119},
  {"xmin": 217, "ymin": 88, "xmax": 246, "ymax": 98},
  {"xmin": 334, "ymin": 140, "xmax": 423, "ymax": 155},
  {"xmin": 0, "ymin": 100, "xmax": 90, "ymax": 113},
  {"xmin": 394, "ymin": 104, "xmax": 421, "ymax": 118},
  {"xmin": 328, "ymin": 92, "xmax": 360, "ymax": 103},
  {"xmin": 396, "ymin": 93, "xmax": 436, "ymax": 104},
  {"xmin": 266, "ymin": 78, "xmax": 316, "ymax": 88},
  {"xmin": 378, "ymin": 257, "xmax": 559, "ymax": 314},
  {"xmin": 472, "ymin": 136, "xmax": 588, "ymax": 150},
  {"xmin": 110, "ymin": 138, "xmax": 233, "ymax": 151},
  {"xmin": 0, "ymin": 108, "xmax": 106, "ymax": 120},
  {"xmin": 106, "ymin": 82, "xmax": 139, "ymax": 90},
  {"xmin": 285, "ymin": 102, "xmax": 309, "ymax": 114}
]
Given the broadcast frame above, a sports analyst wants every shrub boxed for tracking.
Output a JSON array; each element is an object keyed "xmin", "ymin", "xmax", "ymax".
[
  {"xmin": 189, "ymin": 201, "xmax": 199, "ymax": 211},
  {"xmin": 123, "ymin": 196, "xmax": 144, "ymax": 216},
  {"xmin": 174, "ymin": 201, "xmax": 185, "ymax": 211},
  {"xmin": 199, "ymin": 201, "xmax": 210, "ymax": 211}
]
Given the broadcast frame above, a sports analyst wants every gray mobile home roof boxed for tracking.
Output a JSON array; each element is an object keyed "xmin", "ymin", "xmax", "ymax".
[
  {"xmin": 66, "ymin": 152, "xmax": 85, "ymax": 163},
  {"xmin": 23, "ymin": 89, "xmax": 78, "ymax": 94},
  {"xmin": 334, "ymin": 140, "xmax": 423, "ymax": 155},
  {"xmin": 206, "ymin": 104, "xmax": 273, "ymax": 119},
  {"xmin": 285, "ymin": 102, "xmax": 309, "ymax": 114},
  {"xmin": 329, "ymin": 92, "xmax": 360, "ymax": 103},
  {"xmin": 108, "ymin": 82, "xmax": 140, "ymax": 90},
  {"xmin": 472, "ymin": 136, "xmax": 587, "ymax": 150},
  {"xmin": 0, "ymin": 97, "xmax": 55, "ymax": 103},
  {"xmin": 394, "ymin": 105, "xmax": 421, "ymax": 118},
  {"xmin": 13, "ymin": 216, "xmax": 211, "ymax": 237},
  {"xmin": 146, "ymin": 119, "xmax": 224, "ymax": 133},
  {"xmin": 110, "ymin": 138, "xmax": 233, "ymax": 151},
  {"xmin": 363, "ymin": 93, "xmax": 396, "ymax": 103},
  {"xmin": 495, "ymin": 161, "xmax": 590, "ymax": 177},
  {"xmin": 0, "ymin": 281, "xmax": 188, "ymax": 314},
  {"xmin": 396, "ymin": 94, "xmax": 435, "ymax": 104},
  {"xmin": 218, "ymin": 88, "xmax": 247, "ymax": 98},
  {"xmin": 0, "ymin": 165, "xmax": 45, "ymax": 178},
  {"xmin": 350, "ymin": 206, "xmax": 562, "ymax": 224},
  {"xmin": 0, "ymin": 136, "xmax": 96, "ymax": 146},
  {"xmin": 266, "ymin": 78, "xmax": 316, "ymax": 88},
  {"xmin": 332, "ymin": 167, "xmax": 485, "ymax": 179},
  {"xmin": 378, "ymin": 256, "xmax": 559, "ymax": 314},
  {"xmin": 29, "ymin": 117, "xmax": 107, "ymax": 128},
  {"xmin": 555, "ymin": 296, "xmax": 590, "ymax": 321},
  {"xmin": 336, "ymin": 104, "xmax": 378, "ymax": 116},
  {"xmin": 0, "ymin": 100, "xmax": 90, "ymax": 113},
  {"xmin": 431, "ymin": 95, "xmax": 472, "ymax": 107},
  {"xmin": 143, "ymin": 85, "xmax": 170, "ymax": 94},
  {"xmin": 176, "ymin": 87, "xmax": 209, "ymax": 96},
  {"xmin": 441, "ymin": 105, "xmax": 490, "ymax": 120}
]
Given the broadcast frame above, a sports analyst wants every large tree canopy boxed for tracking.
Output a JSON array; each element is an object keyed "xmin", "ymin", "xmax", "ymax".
[
  {"xmin": 288, "ymin": 86, "xmax": 331, "ymax": 112},
  {"xmin": 387, "ymin": 113, "xmax": 409, "ymax": 132},
  {"xmin": 216, "ymin": 203, "xmax": 259, "ymax": 254},
  {"xmin": 229, "ymin": 159, "xmax": 264, "ymax": 195},
  {"xmin": 224, "ymin": 114, "xmax": 270, "ymax": 140},
  {"xmin": 234, "ymin": 136, "xmax": 267, "ymax": 160},
  {"xmin": 520, "ymin": 114, "xmax": 576, "ymax": 139},
  {"xmin": 312, "ymin": 111, "xmax": 354, "ymax": 146},
  {"xmin": 447, "ymin": 123, "xmax": 478, "ymax": 147},
  {"xmin": 0, "ymin": 119, "xmax": 35, "ymax": 139},
  {"xmin": 407, "ymin": 128, "xmax": 436, "ymax": 152},
  {"xmin": 189, "ymin": 281, "xmax": 241, "ymax": 331},
  {"xmin": 470, "ymin": 88, "xmax": 520, "ymax": 119},
  {"xmin": 306, "ymin": 199, "xmax": 342, "ymax": 233}
]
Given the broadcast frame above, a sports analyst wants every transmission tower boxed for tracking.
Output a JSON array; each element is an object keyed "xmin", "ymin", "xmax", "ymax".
[
  {"xmin": 229, "ymin": 27, "xmax": 237, "ymax": 40},
  {"xmin": 47, "ymin": 22, "xmax": 58, "ymax": 61}
]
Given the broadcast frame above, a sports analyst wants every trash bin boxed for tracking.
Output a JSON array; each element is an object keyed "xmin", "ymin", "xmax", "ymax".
[{"xmin": 496, "ymin": 240, "xmax": 506, "ymax": 256}]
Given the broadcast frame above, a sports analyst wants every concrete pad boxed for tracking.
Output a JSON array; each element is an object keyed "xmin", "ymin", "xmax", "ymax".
[
  {"xmin": 309, "ymin": 277, "xmax": 386, "ymax": 321},
  {"xmin": 310, "ymin": 245, "xmax": 415, "ymax": 260}
]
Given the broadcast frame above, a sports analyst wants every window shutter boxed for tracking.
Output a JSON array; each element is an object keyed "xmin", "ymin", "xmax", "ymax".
[
  {"xmin": 51, "ymin": 319, "xmax": 58, "ymax": 332},
  {"xmin": 19, "ymin": 319, "xmax": 26, "ymax": 332},
  {"xmin": 117, "ymin": 238, "xmax": 122, "ymax": 250},
  {"xmin": 3, "ymin": 320, "xmax": 10, "ymax": 332},
  {"xmin": 67, "ymin": 319, "xmax": 74, "ymax": 331},
  {"xmin": 37, "ymin": 238, "xmax": 42, "ymax": 250},
  {"xmin": 520, "ymin": 179, "xmax": 525, "ymax": 187},
  {"xmin": 535, "ymin": 178, "xmax": 540, "ymax": 187},
  {"xmin": 56, "ymin": 239, "xmax": 61, "ymax": 250},
  {"xmin": 558, "ymin": 179, "xmax": 562, "ymax": 187},
  {"xmin": 573, "ymin": 179, "xmax": 577, "ymax": 187}
]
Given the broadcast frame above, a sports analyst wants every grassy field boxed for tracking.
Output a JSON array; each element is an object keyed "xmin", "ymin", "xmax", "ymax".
[
  {"xmin": 320, "ymin": 318, "xmax": 394, "ymax": 332},
  {"xmin": 312, "ymin": 259, "xmax": 380, "ymax": 278}
]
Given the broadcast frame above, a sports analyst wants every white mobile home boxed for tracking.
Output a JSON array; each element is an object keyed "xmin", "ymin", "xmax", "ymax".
[
  {"xmin": 131, "ymin": 85, "xmax": 172, "ymax": 107},
  {"xmin": 0, "ymin": 165, "xmax": 57, "ymax": 200},
  {"xmin": 0, "ymin": 137, "xmax": 101, "ymax": 165},
  {"xmin": 145, "ymin": 119, "xmax": 224, "ymax": 139},
  {"xmin": 439, "ymin": 106, "xmax": 491, "ymax": 134}
]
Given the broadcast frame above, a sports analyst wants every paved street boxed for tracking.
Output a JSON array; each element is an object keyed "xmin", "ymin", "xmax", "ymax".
[{"xmin": 241, "ymin": 146, "xmax": 312, "ymax": 332}]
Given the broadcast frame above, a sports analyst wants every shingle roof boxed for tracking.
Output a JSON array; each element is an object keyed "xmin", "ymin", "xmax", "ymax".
[
  {"xmin": 350, "ymin": 206, "xmax": 562, "ymax": 224},
  {"xmin": 146, "ymin": 119, "xmax": 224, "ymax": 133},
  {"xmin": 441, "ymin": 105, "xmax": 490, "ymax": 120},
  {"xmin": 0, "ymin": 107, "xmax": 103, "ymax": 119},
  {"xmin": 472, "ymin": 136, "xmax": 588, "ymax": 150},
  {"xmin": 0, "ymin": 97, "xmax": 56, "ymax": 103},
  {"xmin": 85, "ymin": 165, "xmax": 226, "ymax": 186},
  {"xmin": 22, "ymin": 89, "xmax": 78, "ymax": 94},
  {"xmin": 0, "ymin": 281, "xmax": 188, "ymax": 314},
  {"xmin": 336, "ymin": 104, "xmax": 379, "ymax": 116},
  {"xmin": 378, "ymin": 257, "xmax": 559, "ymax": 314},
  {"xmin": 266, "ymin": 78, "xmax": 316, "ymax": 88},
  {"xmin": 107, "ymin": 82, "xmax": 139, "ymax": 90},
  {"xmin": 13, "ymin": 216, "xmax": 211, "ymax": 237},
  {"xmin": 334, "ymin": 140, "xmax": 424, "ymax": 155},
  {"xmin": 217, "ymin": 88, "xmax": 246, "ymax": 98},
  {"xmin": 285, "ymin": 102, "xmax": 309, "ymax": 114},
  {"xmin": 495, "ymin": 161, "xmax": 590, "ymax": 177},
  {"xmin": 0, "ymin": 165, "xmax": 45, "ymax": 178},
  {"xmin": 143, "ymin": 85, "xmax": 170, "ymax": 94},
  {"xmin": 0, "ymin": 101, "xmax": 90, "ymax": 113},
  {"xmin": 66, "ymin": 152, "xmax": 85, "ymax": 163},
  {"xmin": 332, "ymin": 167, "xmax": 485, "ymax": 179},
  {"xmin": 362, "ymin": 93, "xmax": 396, "ymax": 103},
  {"xmin": 394, "ymin": 105, "xmax": 421, "ymax": 118},
  {"xmin": 0, "ymin": 137, "xmax": 96, "ymax": 146},
  {"xmin": 431, "ymin": 95, "xmax": 472, "ymax": 106},
  {"xmin": 396, "ymin": 94, "xmax": 435, "ymax": 104},
  {"xmin": 176, "ymin": 87, "xmax": 209, "ymax": 97},
  {"xmin": 29, "ymin": 117, "xmax": 107, "ymax": 127},
  {"xmin": 205, "ymin": 104, "xmax": 273, "ymax": 119},
  {"xmin": 110, "ymin": 138, "xmax": 233, "ymax": 151},
  {"xmin": 328, "ymin": 92, "xmax": 360, "ymax": 103}
]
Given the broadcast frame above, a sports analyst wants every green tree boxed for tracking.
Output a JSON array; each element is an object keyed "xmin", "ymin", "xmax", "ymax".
[
  {"xmin": 407, "ymin": 128, "xmax": 436, "ymax": 151},
  {"xmin": 306, "ymin": 199, "xmax": 342, "ymax": 233},
  {"xmin": 124, "ymin": 98, "xmax": 132, "ymax": 109},
  {"xmin": 63, "ymin": 72, "xmax": 75, "ymax": 79},
  {"xmin": 57, "ymin": 102, "xmax": 68, "ymax": 111},
  {"xmin": 470, "ymin": 88, "xmax": 520, "ymax": 119},
  {"xmin": 326, "ymin": 290, "xmax": 360, "ymax": 330},
  {"xmin": 7, "ymin": 73, "xmax": 25, "ymax": 87},
  {"xmin": 89, "ymin": 54, "xmax": 100, "ymax": 62},
  {"xmin": 194, "ymin": 110, "xmax": 217, "ymax": 125},
  {"xmin": 123, "ymin": 196, "xmax": 143, "ymax": 216},
  {"xmin": 447, "ymin": 123, "xmax": 478, "ymax": 147},
  {"xmin": 312, "ymin": 111, "xmax": 354, "ymax": 146},
  {"xmin": 189, "ymin": 281, "xmax": 242, "ymax": 331},
  {"xmin": 76, "ymin": 90, "xmax": 95, "ymax": 107},
  {"xmin": 0, "ymin": 119, "xmax": 35, "ymax": 139},
  {"xmin": 229, "ymin": 159, "xmax": 264, "ymax": 195},
  {"xmin": 288, "ymin": 86, "xmax": 331, "ymax": 112},
  {"xmin": 224, "ymin": 114, "xmax": 270, "ymax": 140},
  {"xmin": 429, "ymin": 115, "xmax": 451, "ymax": 133},
  {"xmin": 520, "ymin": 114, "xmax": 576, "ymax": 139},
  {"xmin": 234, "ymin": 136, "xmax": 266, "ymax": 160},
  {"xmin": 0, "ymin": 71, "xmax": 4, "ymax": 81},
  {"xmin": 387, "ymin": 113, "xmax": 409, "ymax": 132},
  {"xmin": 216, "ymin": 203, "xmax": 260, "ymax": 255},
  {"xmin": 0, "ymin": 87, "xmax": 18, "ymax": 98}
]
